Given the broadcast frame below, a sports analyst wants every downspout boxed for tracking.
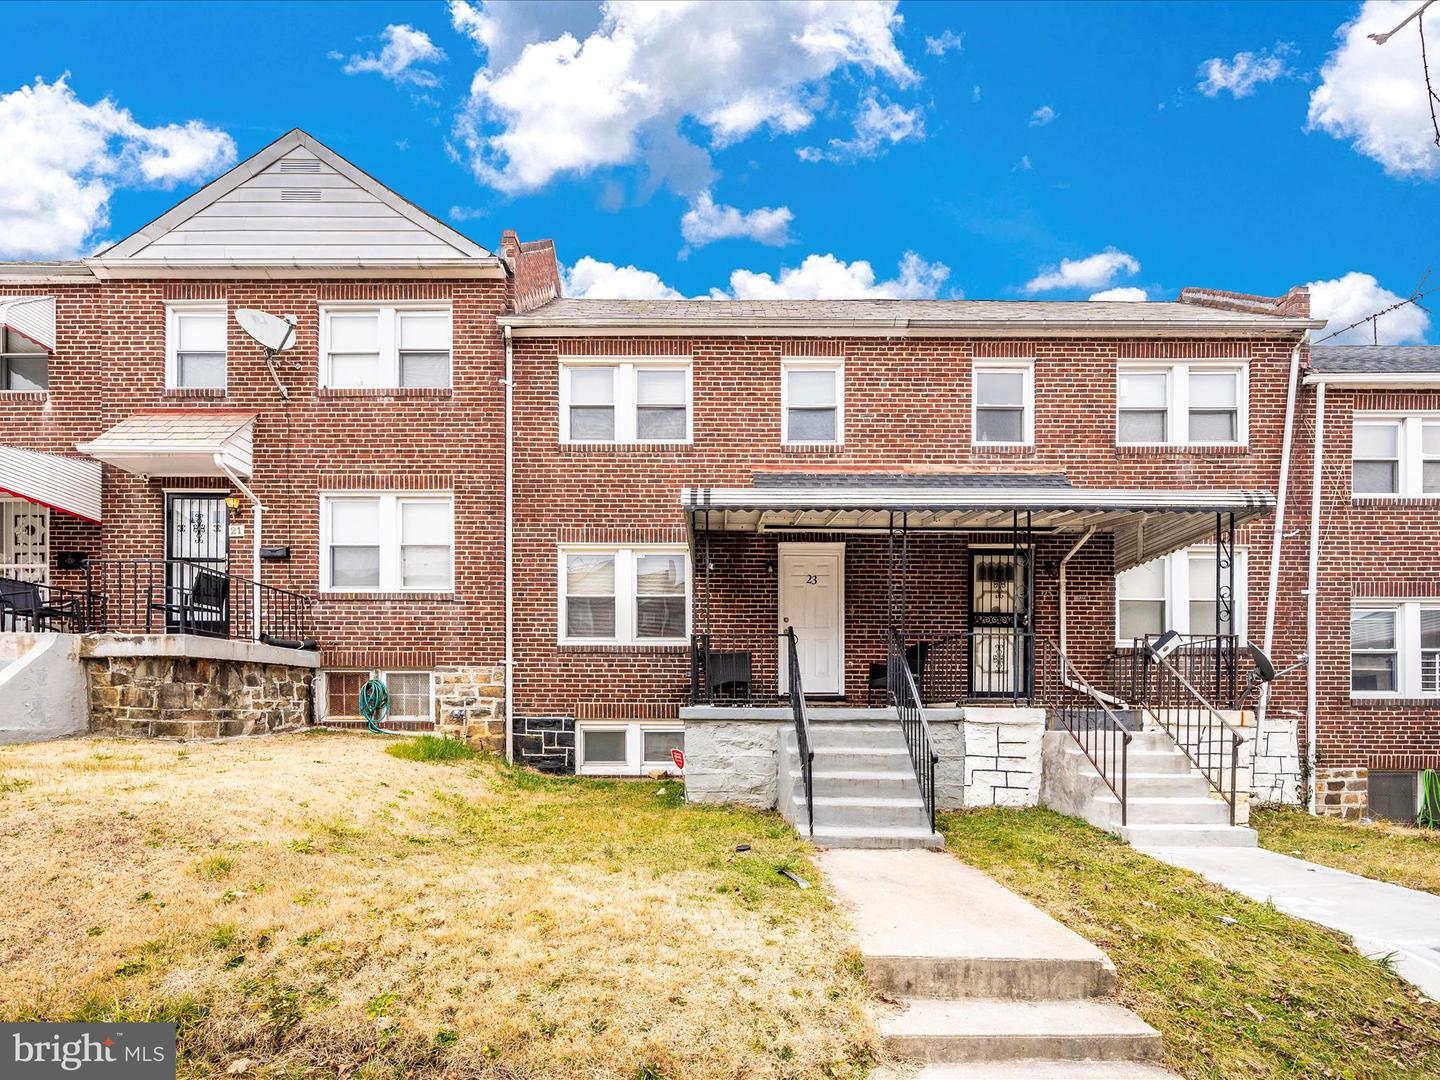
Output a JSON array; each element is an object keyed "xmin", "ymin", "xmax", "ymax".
[
  {"xmin": 1305, "ymin": 379, "xmax": 1326, "ymax": 814},
  {"xmin": 1260, "ymin": 339, "xmax": 1303, "ymax": 738},
  {"xmin": 503, "ymin": 324, "xmax": 515, "ymax": 764},
  {"xmin": 214, "ymin": 454, "xmax": 263, "ymax": 641}
]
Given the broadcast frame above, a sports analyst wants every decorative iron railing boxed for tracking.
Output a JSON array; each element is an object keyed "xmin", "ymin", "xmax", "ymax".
[
  {"xmin": 783, "ymin": 627, "xmax": 815, "ymax": 836},
  {"xmin": 888, "ymin": 628, "xmax": 938, "ymax": 833},
  {"xmin": 1038, "ymin": 638, "xmax": 1131, "ymax": 824},
  {"xmin": 904, "ymin": 629, "xmax": 1036, "ymax": 707},
  {"xmin": 1109, "ymin": 634, "xmax": 1240, "ymax": 710},
  {"xmin": 1144, "ymin": 649, "xmax": 1245, "ymax": 825}
]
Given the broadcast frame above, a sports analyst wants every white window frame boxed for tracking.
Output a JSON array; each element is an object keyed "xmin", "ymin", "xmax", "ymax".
[
  {"xmin": 164, "ymin": 300, "xmax": 228, "ymax": 391},
  {"xmin": 972, "ymin": 360, "xmax": 1034, "ymax": 446},
  {"xmin": 1116, "ymin": 361, "xmax": 1248, "ymax": 447},
  {"xmin": 1352, "ymin": 413, "xmax": 1440, "ymax": 497},
  {"xmin": 781, "ymin": 358, "xmax": 844, "ymax": 446},
  {"xmin": 558, "ymin": 357, "xmax": 693, "ymax": 444},
  {"xmin": 318, "ymin": 302, "xmax": 452, "ymax": 389},
  {"xmin": 321, "ymin": 669, "xmax": 434, "ymax": 722},
  {"xmin": 319, "ymin": 491, "xmax": 454, "ymax": 593},
  {"xmin": 576, "ymin": 721, "xmax": 684, "ymax": 776},
  {"xmin": 1114, "ymin": 545, "xmax": 1248, "ymax": 646},
  {"xmin": 557, "ymin": 544, "xmax": 690, "ymax": 646},
  {"xmin": 1350, "ymin": 601, "xmax": 1440, "ymax": 699}
]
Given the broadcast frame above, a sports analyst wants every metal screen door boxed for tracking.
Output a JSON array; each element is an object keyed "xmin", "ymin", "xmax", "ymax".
[
  {"xmin": 165, "ymin": 493, "xmax": 229, "ymax": 634},
  {"xmin": 968, "ymin": 549, "xmax": 1032, "ymax": 700}
]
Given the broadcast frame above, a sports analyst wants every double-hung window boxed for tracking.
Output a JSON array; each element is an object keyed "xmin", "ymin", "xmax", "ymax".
[
  {"xmin": 1352, "ymin": 415, "xmax": 1440, "ymax": 496},
  {"xmin": 320, "ymin": 305, "xmax": 452, "ymax": 389},
  {"xmin": 165, "ymin": 302, "xmax": 227, "ymax": 390},
  {"xmin": 560, "ymin": 546, "xmax": 689, "ymax": 644},
  {"xmin": 1116, "ymin": 559, "xmax": 1168, "ymax": 641},
  {"xmin": 1115, "ymin": 547, "xmax": 1247, "ymax": 645},
  {"xmin": 1116, "ymin": 363, "xmax": 1246, "ymax": 446},
  {"xmin": 560, "ymin": 360, "xmax": 691, "ymax": 443},
  {"xmin": 576, "ymin": 722, "xmax": 684, "ymax": 775},
  {"xmin": 1351, "ymin": 602, "xmax": 1440, "ymax": 697},
  {"xmin": 973, "ymin": 361, "xmax": 1033, "ymax": 445},
  {"xmin": 782, "ymin": 360, "xmax": 843, "ymax": 444},
  {"xmin": 321, "ymin": 493, "xmax": 453, "ymax": 592},
  {"xmin": 1, "ymin": 327, "xmax": 49, "ymax": 391}
]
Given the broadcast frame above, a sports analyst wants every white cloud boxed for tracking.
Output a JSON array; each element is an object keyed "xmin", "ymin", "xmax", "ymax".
[
  {"xmin": 562, "ymin": 255, "xmax": 684, "ymax": 299},
  {"xmin": 449, "ymin": 0, "xmax": 601, "ymax": 70},
  {"xmin": 448, "ymin": 205, "xmax": 486, "ymax": 222},
  {"xmin": 1307, "ymin": 271, "xmax": 1431, "ymax": 344},
  {"xmin": 340, "ymin": 24, "xmax": 448, "ymax": 87},
  {"xmin": 1308, "ymin": 0, "xmax": 1440, "ymax": 178},
  {"xmin": 1196, "ymin": 43, "xmax": 1294, "ymax": 98},
  {"xmin": 1028, "ymin": 104, "xmax": 1056, "ymax": 126},
  {"xmin": 925, "ymin": 29, "xmax": 963, "ymax": 57},
  {"xmin": 1089, "ymin": 286, "xmax": 1148, "ymax": 301},
  {"xmin": 1013, "ymin": 154, "xmax": 1033, "ymax": 172},
  {"xmin": 1025, "ymin": 248, "xmax": 1140, "ymax": 293},
  {"xmin": 797, "ymin": 93, "xmax": 924, "ymax": 162},
  {"xmin": 450, "ymin": 0, "xmax": 917, "ymax": 193},
  {"xmin": 717, "ymin": 251, "xmax": 951, "ymax": 300},
  {"xmin": 680, "ymin": 189, "xmax": 792, "ymax": 247},
  {"xmin": 0, "ymin": 75, "xmax": 235, "ymax": 260}
]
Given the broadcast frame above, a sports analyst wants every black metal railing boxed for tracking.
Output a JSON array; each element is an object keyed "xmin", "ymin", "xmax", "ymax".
[
  {"xmin": 1145, "ymin": 650, "xmax": 1245, "ymax": 825},
  {"xmin": 783, "ymin": 627, "xmax": 816, "ymax": 836},
  {"xmin": 1038, "ymin": 638, "xmax": 1131, "ymax": 824},
  {"xmin": 906, "ymin": 629, "xmax": 1036, "ymax": 707},
  {"xmin": 82, "ymin": 559, "xmax": 316, "ymax": 648},
  {"xmin": 0, "ymin": 576, "xmax": 102, "ymax": 634},
  {"xmin": 1109, "ymin": 634, "xmax": 1240, "ymax": 709},
  {"xmin": 888, "ymin": 628, "xmax": 939, "ymax": 833}
]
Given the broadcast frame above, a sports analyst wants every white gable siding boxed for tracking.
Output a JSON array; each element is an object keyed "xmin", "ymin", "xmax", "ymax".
[{"xmin": 128, "ymin": 148, "xmax": 468, "ymax": 263}]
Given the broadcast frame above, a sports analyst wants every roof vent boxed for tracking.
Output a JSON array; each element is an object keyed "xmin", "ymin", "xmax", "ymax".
[
  {"xmin": 280, "ymin": 188, "xmax": 322, "ymax": 202},
  {"xmin": 278, "ymin": 159, "xmax": 322, "ymax": 174}
]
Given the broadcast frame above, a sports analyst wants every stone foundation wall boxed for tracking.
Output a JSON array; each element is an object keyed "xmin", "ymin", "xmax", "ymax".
[
  {"xmin": 1316, "ymin": 766, "xmax": 1368, "ymax": 819},
  {"xmin": 683, "ymin": 719, "xmax": 783, "ymax": 808},
  {"xmin": 1246, "ymin": 708, "xmax": 1303, "ymax": 806},
  {"xmin": 961, "ymin": 707, "xmax": 1046, "ymax": 807},
  {"xmin": 512, "ymin": 714, "xmax": 576, "ymax": 772},
  {"xmin": 435, "ymin": 665, "xmax": 506, "ymax": 752}
]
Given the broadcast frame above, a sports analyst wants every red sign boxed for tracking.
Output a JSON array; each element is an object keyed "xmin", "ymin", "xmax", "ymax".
[{"xmin": 671, "ymin": 748, "xmax": 685, "ymax": 771}]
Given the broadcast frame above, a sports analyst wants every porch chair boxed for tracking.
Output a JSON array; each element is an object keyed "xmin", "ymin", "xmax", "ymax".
[
  {"xmin": 867, "ymin": 640, "xmax": 930, "ymax": 707},
  {"xmin": 0, "ymin": 576, "xmax": 82, "ymax": 633},
  {"xmin": 150, "ymin": 568, "xmax": 230, "ymax": 636},
  {"xmin": 705, "ymin": 649, "xmax": 753, "ymax": 703}
]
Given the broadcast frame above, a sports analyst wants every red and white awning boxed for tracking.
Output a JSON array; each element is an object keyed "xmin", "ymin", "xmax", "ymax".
[
  {"xmin": 0, "ymin": 295, "xmax": 56, "ymax": 352},
  {"xmin": 0, "ymin": 445, "xmax": 103, "ymax": 523}
]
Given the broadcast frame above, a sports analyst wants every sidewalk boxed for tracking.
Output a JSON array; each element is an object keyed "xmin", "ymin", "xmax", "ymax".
[{"xmin": 1135, "ymin": 844, "xmax": 1440, "ymax": 1001}]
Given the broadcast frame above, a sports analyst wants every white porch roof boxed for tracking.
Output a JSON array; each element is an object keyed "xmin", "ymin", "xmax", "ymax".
[
  {"xmin": 0, "ymin": 444, "xmax": 103, "ymax": 523},
  {"xmin": 0, "ymin": 295, "xmax": 56, "ymax": 352},
  {"xmin": 77, "ymin": 410, "xmax": 256, "ymax": 478}
]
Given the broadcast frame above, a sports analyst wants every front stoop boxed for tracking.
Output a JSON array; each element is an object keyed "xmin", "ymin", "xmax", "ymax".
[{"xmin": 820, "ymin": 849, "xmax": 1178, "ymax": 1079}]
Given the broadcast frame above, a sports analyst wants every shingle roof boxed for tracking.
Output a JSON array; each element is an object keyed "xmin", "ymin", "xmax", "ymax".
[
  {"xmin": 752, "ymin": 471, "xmax": 1073, "ymax": 490},
  {"xmin": 1309, "ymin": 345, "xmax": 1440, "ymax": 374}
]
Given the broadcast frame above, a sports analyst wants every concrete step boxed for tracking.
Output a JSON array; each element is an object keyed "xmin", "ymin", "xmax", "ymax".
[
  {"xmin": 881, "ymin": 998, "xmax": 1163, "ymax": 1064},
  {"xmin": 805, "ymin": 823, "xmax": 944, "ymax": 849},
  {"xmin": 796, "ymin": 768, "xmax": 918, "ymax": 798},
  {"xmin": 799, "ymin": 793, "xmax": 930, "ymax": 829},
  {"xmin": 791, "ymin": 722, "xmax": 907, "ymax": 749},
  {"xmin": 1096, "ymin": 749, "xmax": 1192, "ymax": 776},
  {"xmin": 1123, "ymin": 796, "xmax": 1231, "ymax": 826},
  {"xmin": 1117, "ymin": 823, "xmax": 1257, "ymax": 848},
  {"xmin": 808, "ymin": 745, "xmax": 915, "ymax": 771},
  {"xmin": 866, "ymin": 953, "xmax": 1116, "ymax": 1002},
  {"xmin": 882, "ymin": 1061, "xmax": 1179, "ymax": 1079},
  {"xmin": 1118, "ymin": 772, "xmax": 1212, "ymax": 799}
]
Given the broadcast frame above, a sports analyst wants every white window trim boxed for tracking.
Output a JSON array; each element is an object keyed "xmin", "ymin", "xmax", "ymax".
[
  {"xmin": 781, "ymin": 358, "xmax": 845, "ymax": 446},
  {"xmin": 164, "ymin": 300, "xmax": 227, "ymax": 391},
  {"xmin": 321, "ymin": 669, "xmax": 435, "ymax": 722},
  {"xmin": 558, "ymin": 356, "xmax": 693, "ymax": 444},
  {"xmin": 1116, "ymin": 360, "xmax": 1248, "ymax": 448},
  {"xmin": 1350, "ymin": 600, "xmax": 1440, "ymax": 699},
  {"xmin": 576, "ymin": 721, "xmax": 684, "ymax": 776},
  {"xmin": 318, "ymin": 491, "xmax": 454, "ymax": 593},
  {"xmin": 557, "ymin": 543, "xmax": 690, "ymax": 646},
  {"xmin": 1114, "ymin": 545, "xmax": 1248, "ymax": 646},
  {"xmin": 1352, "ymin": 412, "xmax": 1440, "ymax": 498},
  {"xmin": 318, "ymin": 301, "xmax": 452, "ymax": 389},
  {"xmin": 972, "ymin": 359, "xmax": 1035, "ymax": 446}
]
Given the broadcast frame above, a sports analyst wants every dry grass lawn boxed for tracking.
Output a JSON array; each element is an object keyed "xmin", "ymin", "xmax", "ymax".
[
  {"xmin": 1253, "ymin": 806, "xmax": 1440, "ymax": 896},
  {"xmin": 0, "ymin": 732, "xmax": 876, "ymax": 1080}
]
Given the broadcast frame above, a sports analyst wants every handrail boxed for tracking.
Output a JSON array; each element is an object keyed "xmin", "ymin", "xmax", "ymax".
[
  {"xmin": 888, "ymin": 628, "xmax": 939, "ymax": 833},
  {"xmin": 783, "ymin": 627, "xmax": 815, "ymax": 836},
  {"xmin": 1147, "ymin": 650, "xmax": 1246, "ymax": 824},
  {"xmin": 1037, "ymin": 637, "xmax": 1132, "ymax": 825}
]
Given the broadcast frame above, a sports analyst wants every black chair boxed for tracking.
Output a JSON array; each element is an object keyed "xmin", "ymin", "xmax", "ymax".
[
  {"xmin": 0, "ymin": 576, "xmax": 82, "ymax": 632},
  {"xmin": 706, "ymin": 650, "xmax": 753, "ymax": 703},
  {"xmin": 151, "ymin": 568, "xmax": 230, "ymax": 636},
  {"xmin": 868, "ymin": 641, "xmax": 930, "ymax": 706}
]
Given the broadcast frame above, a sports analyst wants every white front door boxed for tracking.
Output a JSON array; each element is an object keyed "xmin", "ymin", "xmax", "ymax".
[{"xmin": 778, "ymin": 543, "xmax": 844, "ymax": 695}]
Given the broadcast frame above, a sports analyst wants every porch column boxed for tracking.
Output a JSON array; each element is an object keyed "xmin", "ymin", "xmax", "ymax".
[{"xmin": 1215, "ymin": 510, "xmax": 1236, "ymax": 700}]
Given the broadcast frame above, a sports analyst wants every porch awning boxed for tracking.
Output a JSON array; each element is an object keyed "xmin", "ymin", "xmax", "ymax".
[
  {"xmin": 682, "ymin": 474, "xmax": 1274, "ymax": 571},
  {"xmin": 0, "ymin": 444, "xmax": 103, "ymax": 523},
  {"xmin": 76, "ymin": 410, "xmax": 256, "ymax": 478},
  {"xmin": 0, "ymin": 295, "xmax": 56, "ymax": 352}
]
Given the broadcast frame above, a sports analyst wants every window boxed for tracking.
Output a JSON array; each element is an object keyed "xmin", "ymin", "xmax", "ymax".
[
  {"xmin": 1, "ymin": 327, "xmax": 48, "ymax": 391},
  {"xmin": 321, "ymin": 493, "xmax": 453, "ymax": 592},
  {"xmin": 320, "ymin": 305, "xmax": 451, "ymax": 389},
  {"xmin": 560, "ymin": 360, "xmax": 691, "ymax": 443},
  {"xmin": 1116, "ymin": 363, "xmax": 1246, "ymax": 446},
  {"xmin": 165, "ymin": 303, "xmax": 226, "ymax": 390},
  {"xmin": 1115, "ymin": 546, "xmax": 1248, "ymax": 645},
  {"xmin": 322, "ymin": 670, "xmax": 433, "ymax": 723},
  {"xmin": 1352, "ymin": 415, "xmax": 1440, "ymax": 497},
  {"xmin": 782, "ymin": 360, "xmax": 842, "ymax": 444},
  {"xmin": 577, "ymin": 722, "xmax": 684, "ymax": 775},
  {"xmin": 1369, "ymin": 771, "xmax": 1421, "ymax": 823},
  {"xmin": 1352, "ymin": 608, "xmax": 1398, "ymax": 693},
  {"xmin": 973, "ymin": 362, "xmax": 1033, "ymax": 445},
  {"xmin": 560, "ymin": 546, "xmax": 689, "ymax": 644},
  {"xmin": 1352, "ymin": 602, "xmax": 1440, "ymax": 697}
]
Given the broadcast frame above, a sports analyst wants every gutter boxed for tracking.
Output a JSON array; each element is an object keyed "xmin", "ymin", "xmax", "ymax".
[
  {"xmin": 1302, "ymin": 371, "xmax": 1440, "ymax": 388},
  {"xmin": 1260, "ymin": 339, "xmax": 1304, "ymax": 729},
  {"xmin": 503, "ymin": 324, "xmax": 515, "ymax": 764},
  {"xmin": 1305, "ymin": 381, "xmax": 1326, "ymax": 814},
  {"xmin": 214, "ymin": 454, "xmax": 265, "ymax": 641},
  {"xmin": 497, "ymin": 317, "xmax": 1324, "ymax": 340}
]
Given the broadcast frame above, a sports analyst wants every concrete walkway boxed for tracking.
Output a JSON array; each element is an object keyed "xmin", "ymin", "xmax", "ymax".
[
  {"xmin": 1136, "ymin": 844, "xmax": 1440, "ymax": 1001},
  {"xmin": 819, "ymin": 848, "xmax": 1179, "ymax": 1078}
]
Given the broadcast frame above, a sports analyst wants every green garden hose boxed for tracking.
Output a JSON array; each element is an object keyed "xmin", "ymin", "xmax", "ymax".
[
  {"xmin": 360, "ymin": 678, "xmax": 405, "ymax": 736},
  {"xmin": 1419, "ymin": 769, "xmax": 1440, "ymax": 829}
]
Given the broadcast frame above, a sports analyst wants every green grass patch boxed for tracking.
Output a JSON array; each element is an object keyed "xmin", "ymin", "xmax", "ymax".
[
  {"xmin": 1253, "ymin": 806, "xmax": 1440, "ymax": 896},
  {"xmin": 385, "ymin": 735, "xmax": 478, "ymax": 763},
  {"xmin": 941, "ymin": 807, "xmax": 1440, "ymax": 1079}
]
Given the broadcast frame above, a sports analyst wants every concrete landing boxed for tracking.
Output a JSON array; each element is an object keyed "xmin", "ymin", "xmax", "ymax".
[
  {"xmin": 876, "ymin": 1061, "xmax": 1179, "ymax": 1079},
  {"xmin": 1138, "ymin": 844, "xmax": 1440, "ymax": 1001}
]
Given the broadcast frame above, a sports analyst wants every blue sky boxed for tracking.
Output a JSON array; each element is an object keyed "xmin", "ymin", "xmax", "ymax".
[{"xmin": 2, "ymin": 0, "xmax": 1436, "ymax": 341}]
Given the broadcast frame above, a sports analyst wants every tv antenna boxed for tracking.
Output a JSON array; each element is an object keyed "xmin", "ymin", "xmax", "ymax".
[{"xmin": 235, "ymin": 309, "xmax": 298, "ymax": 401}]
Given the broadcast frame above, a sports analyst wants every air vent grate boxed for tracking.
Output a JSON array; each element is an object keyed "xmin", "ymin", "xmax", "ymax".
[
  {"xmin": 280, "ymin": 188, "xmax": 322, "ymax": 202},
  {"xmin": 278, "ymin": 159, "xmax": 322, "ymax": 173}
]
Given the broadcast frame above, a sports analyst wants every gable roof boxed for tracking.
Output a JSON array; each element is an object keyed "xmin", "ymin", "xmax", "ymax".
[{"xmin": 90, "ymin": 129, "xmax": 500, "ymax": 276}]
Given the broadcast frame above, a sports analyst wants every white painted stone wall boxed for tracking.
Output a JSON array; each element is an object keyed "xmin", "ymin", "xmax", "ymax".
[
  {"xmin": 0, "ymin": 632, "xmax": 87, "ymax": 744},
  {"xmin": 683, "ymin": 719, "xmax": 783, "ymax": 808},
  {"xmin": 930, "ymin": 719, "xmax": 965, "ymax": 810},
  {"xmin": 961, "ymin": 707, "xmax": 1046, "ymax": 807},
  {"xmin": 1244, "ymin": 707, "xmax": 1302, "ymax": 806}
]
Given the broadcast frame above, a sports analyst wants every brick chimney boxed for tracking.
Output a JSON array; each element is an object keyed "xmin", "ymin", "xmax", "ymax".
[
  {"xmin": 1177, "ymin": 285, "xmax": 1310, "ymax": 319},
  {"xmin": 499, "ymin": 229, "xmax": 562, "ymax": 314}
]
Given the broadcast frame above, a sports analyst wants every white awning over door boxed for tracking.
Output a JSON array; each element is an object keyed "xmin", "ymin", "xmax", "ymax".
[
  {"xmin": 0, "ymin": 444, "xmax": 103, "ymax": 523},
  {"xmin": 76, "ymin": 410, "xmax": 256, "ymax": 478}
]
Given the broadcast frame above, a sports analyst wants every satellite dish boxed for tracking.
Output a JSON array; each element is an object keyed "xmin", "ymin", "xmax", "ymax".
[
  {"xmin": 1246, "ymin": 642, "xmax": 1277, "ymax": 683},
  {"xmin": 235, "ymin": 309, "xmax": 297, "ymax": 353}
]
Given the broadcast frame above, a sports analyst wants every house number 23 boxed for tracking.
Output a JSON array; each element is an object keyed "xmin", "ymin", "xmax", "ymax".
[{"xmin": 805, "ymin": 574, "xmax": 819, "ymax": 584}]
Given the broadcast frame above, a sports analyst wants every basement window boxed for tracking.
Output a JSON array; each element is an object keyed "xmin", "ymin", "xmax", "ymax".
[
  {"xmin": 577, "ymin": 722, "xmax": 684, "ymax": 775},
  {"xmin": 323, "ymin": 670, "xmax": 434, "ymax": 723}
]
